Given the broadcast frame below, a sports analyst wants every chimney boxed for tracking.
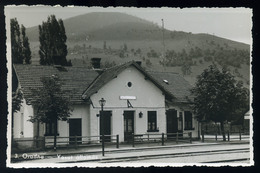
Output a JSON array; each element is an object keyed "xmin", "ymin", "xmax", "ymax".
[
  {"xmin": 91, "ymin": 57, "xmax": 101, "ymax": 69},
  {"xmin": 135, "ymin": 61, "xmax": 142, "ymax": 66}
]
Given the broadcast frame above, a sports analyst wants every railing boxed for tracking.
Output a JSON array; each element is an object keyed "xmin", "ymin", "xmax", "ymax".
[
  {"xmin": 13, "ymin": 132, "xmax": 193, "ymax": 152},
  {"xmin": 201, "ymin": 129, "xmax": 250, "ymax": 142},
  {"xmin": 45, "ymin": 134, "xmax": 119, "ymax": 149},
  {"xmin": 130, "ymin": 132, "xmax": 193, "ymax": 147}
]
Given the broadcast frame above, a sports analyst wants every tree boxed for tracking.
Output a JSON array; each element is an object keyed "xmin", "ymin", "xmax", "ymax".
[
  {"xmin": 11, "ymin": 19, "xmax": 32, "ymax": 64},
  {"xmin": 103, "ymin": 41, "xmax": 107, "ymax": 50},
  {"xmin": 29, "ymin": 76, "xmax": 73, "ymax": 150},
  {"xmin": 181, "ymin": 63, "xmax": 191, "ymax": 75},
  {"xmin": 21, "ymin": 25, "xmax": 32, "ymax": 64},
  {"xmin": 191, "ymin": 65, "xmax": 249, "ymax": 141},
  {"xmin": 39, "ymin": 15, "xmax": 70, "ymax": 66},
  {"xmin": 123, "ymin": 43, "xmax": 127, "ymax": 52},
  {"xmin": 10, "ymin": 18, "xmax": 23, "ymax": 64},
  {"xmin": 12, "ymin": 89, "xmax": 23, "ymax": 145},
  {"xmin": 12, "ymin": 89, "xmax": 23, "ymax": 114}
]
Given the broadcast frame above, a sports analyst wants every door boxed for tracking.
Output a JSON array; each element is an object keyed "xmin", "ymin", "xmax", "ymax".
[
  {"xmin": 100, "ymin": 111, "xmax": 112, "ymax": 142},
  {"xmin": 124, "ymin": 111, "xmax": 134, "ymax": 142},
  {"xmin": 166, "ymin": 109, "xmax": 178, "ymax": 138},
  {"xmin": 69, "ymin": 119, "xmax": 82, "ymax": 145}
]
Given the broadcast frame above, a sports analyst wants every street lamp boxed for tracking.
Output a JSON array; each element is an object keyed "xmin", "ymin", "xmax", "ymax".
[{"xmin": 99, "ymin": 98, "xmax": 106, "ymax": 156}]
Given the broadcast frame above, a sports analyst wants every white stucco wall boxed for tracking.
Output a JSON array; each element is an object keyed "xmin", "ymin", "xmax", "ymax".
[
  {"xmin": 90, "ymin": 66, "xmax": 166, "ymax": 142},
  {"xmin": 13, "ymin": 100, "xmax": 90, "ymax": 143},
  {"xmin": 13, "ymin": 99, "xmax": 34, "ymax": 138},
  {"xmin": 57, "ymin": 104, "xmax": 90, "ymax": 138},
  {"xmin": 44, "ymin": 104, "xmax": 90, "ymax": 146}
]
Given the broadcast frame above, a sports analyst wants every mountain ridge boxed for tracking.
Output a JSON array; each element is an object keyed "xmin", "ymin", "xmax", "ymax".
[{"xmin": 25, "ymin": 12, "xmax": 249, "ymax": 50}]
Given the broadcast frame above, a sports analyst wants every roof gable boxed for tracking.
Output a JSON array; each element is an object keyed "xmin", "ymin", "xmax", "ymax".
[{"xmin": 82, "ymin": 61, "xmax": 175, "ymax": 100}]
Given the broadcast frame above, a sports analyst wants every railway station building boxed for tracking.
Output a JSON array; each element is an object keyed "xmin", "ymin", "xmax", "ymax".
[{"xmin": 12, "ymin": 60, "xmax": 199, "ymax": 147}]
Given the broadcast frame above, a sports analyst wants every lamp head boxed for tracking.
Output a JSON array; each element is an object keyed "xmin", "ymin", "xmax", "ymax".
[{"xmin": 99, "ymin": 98, "xmax": 106, "ymax": 107}]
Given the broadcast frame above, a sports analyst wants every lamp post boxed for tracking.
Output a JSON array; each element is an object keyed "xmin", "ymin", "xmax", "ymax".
[{"xmin": 99, "ymin": 98, "xmax": 106, "ymax": 156}]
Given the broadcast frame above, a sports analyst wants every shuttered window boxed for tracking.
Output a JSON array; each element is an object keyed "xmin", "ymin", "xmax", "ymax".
[
  {"xmin": 45, "ymin": 121, "xmax": 57, "ymax": 136},
  {"xmin": 184, "ymin": 111, "xmax": 193, "ymax": 130},
  {"xmin": 147, "ymin": 111, "xmax": 158, "ymax": 132}
]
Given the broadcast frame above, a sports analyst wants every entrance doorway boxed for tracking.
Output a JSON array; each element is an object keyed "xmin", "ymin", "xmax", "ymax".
[
  {"xmin": 166, "ymin": 109, "xmax": 178, "ymax": 137},
  {"xmin": 99, "ymin": 111, "xmax": 112, "ymax": 142},
  {"xmin": 124, "ymin": 111, "xmax": 134, "ymax": 142},
  {"xmin": 69, "ymin": 119, "xmax": 82, "ymax": 145}
]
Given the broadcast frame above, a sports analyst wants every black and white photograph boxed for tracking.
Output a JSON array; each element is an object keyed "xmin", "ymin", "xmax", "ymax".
[{"xmin": 5, "ymin": 6, "xmax": 253, "ymax": 167}]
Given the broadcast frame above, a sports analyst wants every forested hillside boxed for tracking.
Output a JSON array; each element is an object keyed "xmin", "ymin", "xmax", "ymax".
[{"xmin": 26, "ymin": 12, "xmax": 250, "ymax": 87}]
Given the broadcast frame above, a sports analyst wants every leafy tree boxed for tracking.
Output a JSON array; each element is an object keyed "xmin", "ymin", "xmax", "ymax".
[
  {"xmin": 146, "ymin": 59, "xmax": 152, "ymax": 67},
  {"xmin": 29, "ymin": 76, "xmax": 73, "ymax": 150},
  {"xmin": 136, "ymin": 48, "xmax": 142, "ymax": 54},
  {"xmin": 123, "ymin": 43, "xmax": 127, "ymax": 52},
  {"xmin": 191, "ymin": 65, "xmax": 249, "ymax": 140},
  {"xmin": 39, "ymin": 15, "xmax": 70, "ymax": 66},
  {"xmin": 10, "ymin": 18, "xmax": 23, "ymax": 64},
  {"xmin": 12, "ymin": 89, "xmax": 23, "ymax": 114},
  {"xmin": 103, "ymin": 41, "xmax": 107, "ymax": 50},
  {"xmin": 21, "ymin": 25, "xmax": 32, "ymax": 64},
  {"xmin": 181, "ymin": 63, "xmax": 191, "ymax": 75},
  {"xmin": 12, "ymin": 89, "xmax": 23, "ymax": 144},
  {"xmin": 10, "ymin": 19, "xmax": 32, "ymax": 64}
]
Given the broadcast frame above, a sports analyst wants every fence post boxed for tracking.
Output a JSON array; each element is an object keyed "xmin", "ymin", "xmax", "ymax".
[
  {"xmin": 198, "ymin": 124, "xmax": 201, "ymax": 140},
  {"xmin": 102, "ymin": 134, "xmax": 105, "ymax": 156},
  {"xmin": 74, "ymin": 136, "xmax": 77, "ymax": 148},
  {"xmin": 189, "ymin": 132, "xmax": 192, "ymax": 143},
  {"xmin": 162, "ymin": 133, "xmax": 164, "ymax": 146},
  {"xmin": 176, "ymin": 132, "xmax": 178, "ymax": 144},
  {"xmin": 215, "ymin": 132, "xmax": 218, "ymax": 141},
  {"xmin": 132, "ymin": 133, "xmax": 135, "ymax": 147},
  {"xmin": 227, "ymin": 130, "xmax": 230, "ymax": 141},
  {"xmin": 116, "ymin": 135, "xmax": 119, "ymax": 148},
  {"xmin": 202, "ymin": 129, "xmax": 204, "ymax": 142},
  {"xmin": 239, "ymin": 129, "xmax": 241, "ymax": 141},
  {"xmin": 43, "ymin": 137, "xmax": 46, "ymax": 149}
]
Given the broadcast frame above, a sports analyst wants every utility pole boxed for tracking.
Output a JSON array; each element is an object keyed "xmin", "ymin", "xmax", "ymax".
[
  {"xmin": 161, "ymin": 19, "xmax": 166, "ymax": 69},
  {"xmin": 99, "ymin": 98, "xmax": 106, "ymax": 156},
  {"xmin": 162, "ymin": 19, "xmax": 165, "ymax": 57}
]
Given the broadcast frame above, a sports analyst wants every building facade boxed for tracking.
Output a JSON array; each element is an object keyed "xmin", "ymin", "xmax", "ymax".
[{"xmin": 12, "ymin": 61, "xmax": 199, "ymax": 147}]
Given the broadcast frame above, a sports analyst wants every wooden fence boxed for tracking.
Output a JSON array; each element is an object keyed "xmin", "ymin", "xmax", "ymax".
[
  {"xmin": 201, "ymin": 129, "xmax": 250, "ymax": 142},
  {"xmin": 130, "ymin": 132, "xmax": 193, "ymax": 147},
  {"xmin": 13, "ymin": 132, "xmax": 193, "ymax": 152}
]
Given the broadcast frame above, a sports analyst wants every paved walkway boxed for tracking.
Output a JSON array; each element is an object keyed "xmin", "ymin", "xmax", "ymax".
[{"xmin": 11, "ymin": 140, "xmax": 250, "ymax": 164}]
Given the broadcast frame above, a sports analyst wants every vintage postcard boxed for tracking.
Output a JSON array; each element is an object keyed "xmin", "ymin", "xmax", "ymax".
[{"xmin": 5, "ymin": 6, "xmax": 253, "ymax": 168}]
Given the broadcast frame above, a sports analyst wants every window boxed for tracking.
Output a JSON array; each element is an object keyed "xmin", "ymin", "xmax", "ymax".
[
  {"xmin": 184, "ymin": 111, "xmax": 193, "ymax": 130},
  {"xmin": 45, "ymin": 121, "xmax": 58, "ymax": 136},
  {"xmin": 127, "ymin": 82, "xmax": 132, "ymax": 87},
  {"xmin": 147, "ymin": 111, "xmax": 158, "ymax": 132},
  {"xmin": 178, "ymin": 112, "xmax": 183, "ymax": 131}
]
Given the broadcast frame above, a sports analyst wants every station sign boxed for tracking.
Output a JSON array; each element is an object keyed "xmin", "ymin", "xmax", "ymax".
[{"xmin": 119, "ymin": 96, "xmax": 136, "ymax": 100}]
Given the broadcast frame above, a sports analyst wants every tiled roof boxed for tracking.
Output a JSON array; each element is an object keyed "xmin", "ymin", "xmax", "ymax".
[
  {"xmin": 147, "ymin": 71, "xmax": 194, "ymax": 103},
  {"xmin": 14, "ymin": 62, "xmax": 193, "ymax": 105},
  {"xmin": 13, "ymin": 65, "xmax": 99, "ymax": 104}
]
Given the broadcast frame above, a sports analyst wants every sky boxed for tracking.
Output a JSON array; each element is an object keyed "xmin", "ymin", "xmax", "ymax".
[{"xmin": 5, "ymin": 6, "xmax": 252, "ymax": 44}]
